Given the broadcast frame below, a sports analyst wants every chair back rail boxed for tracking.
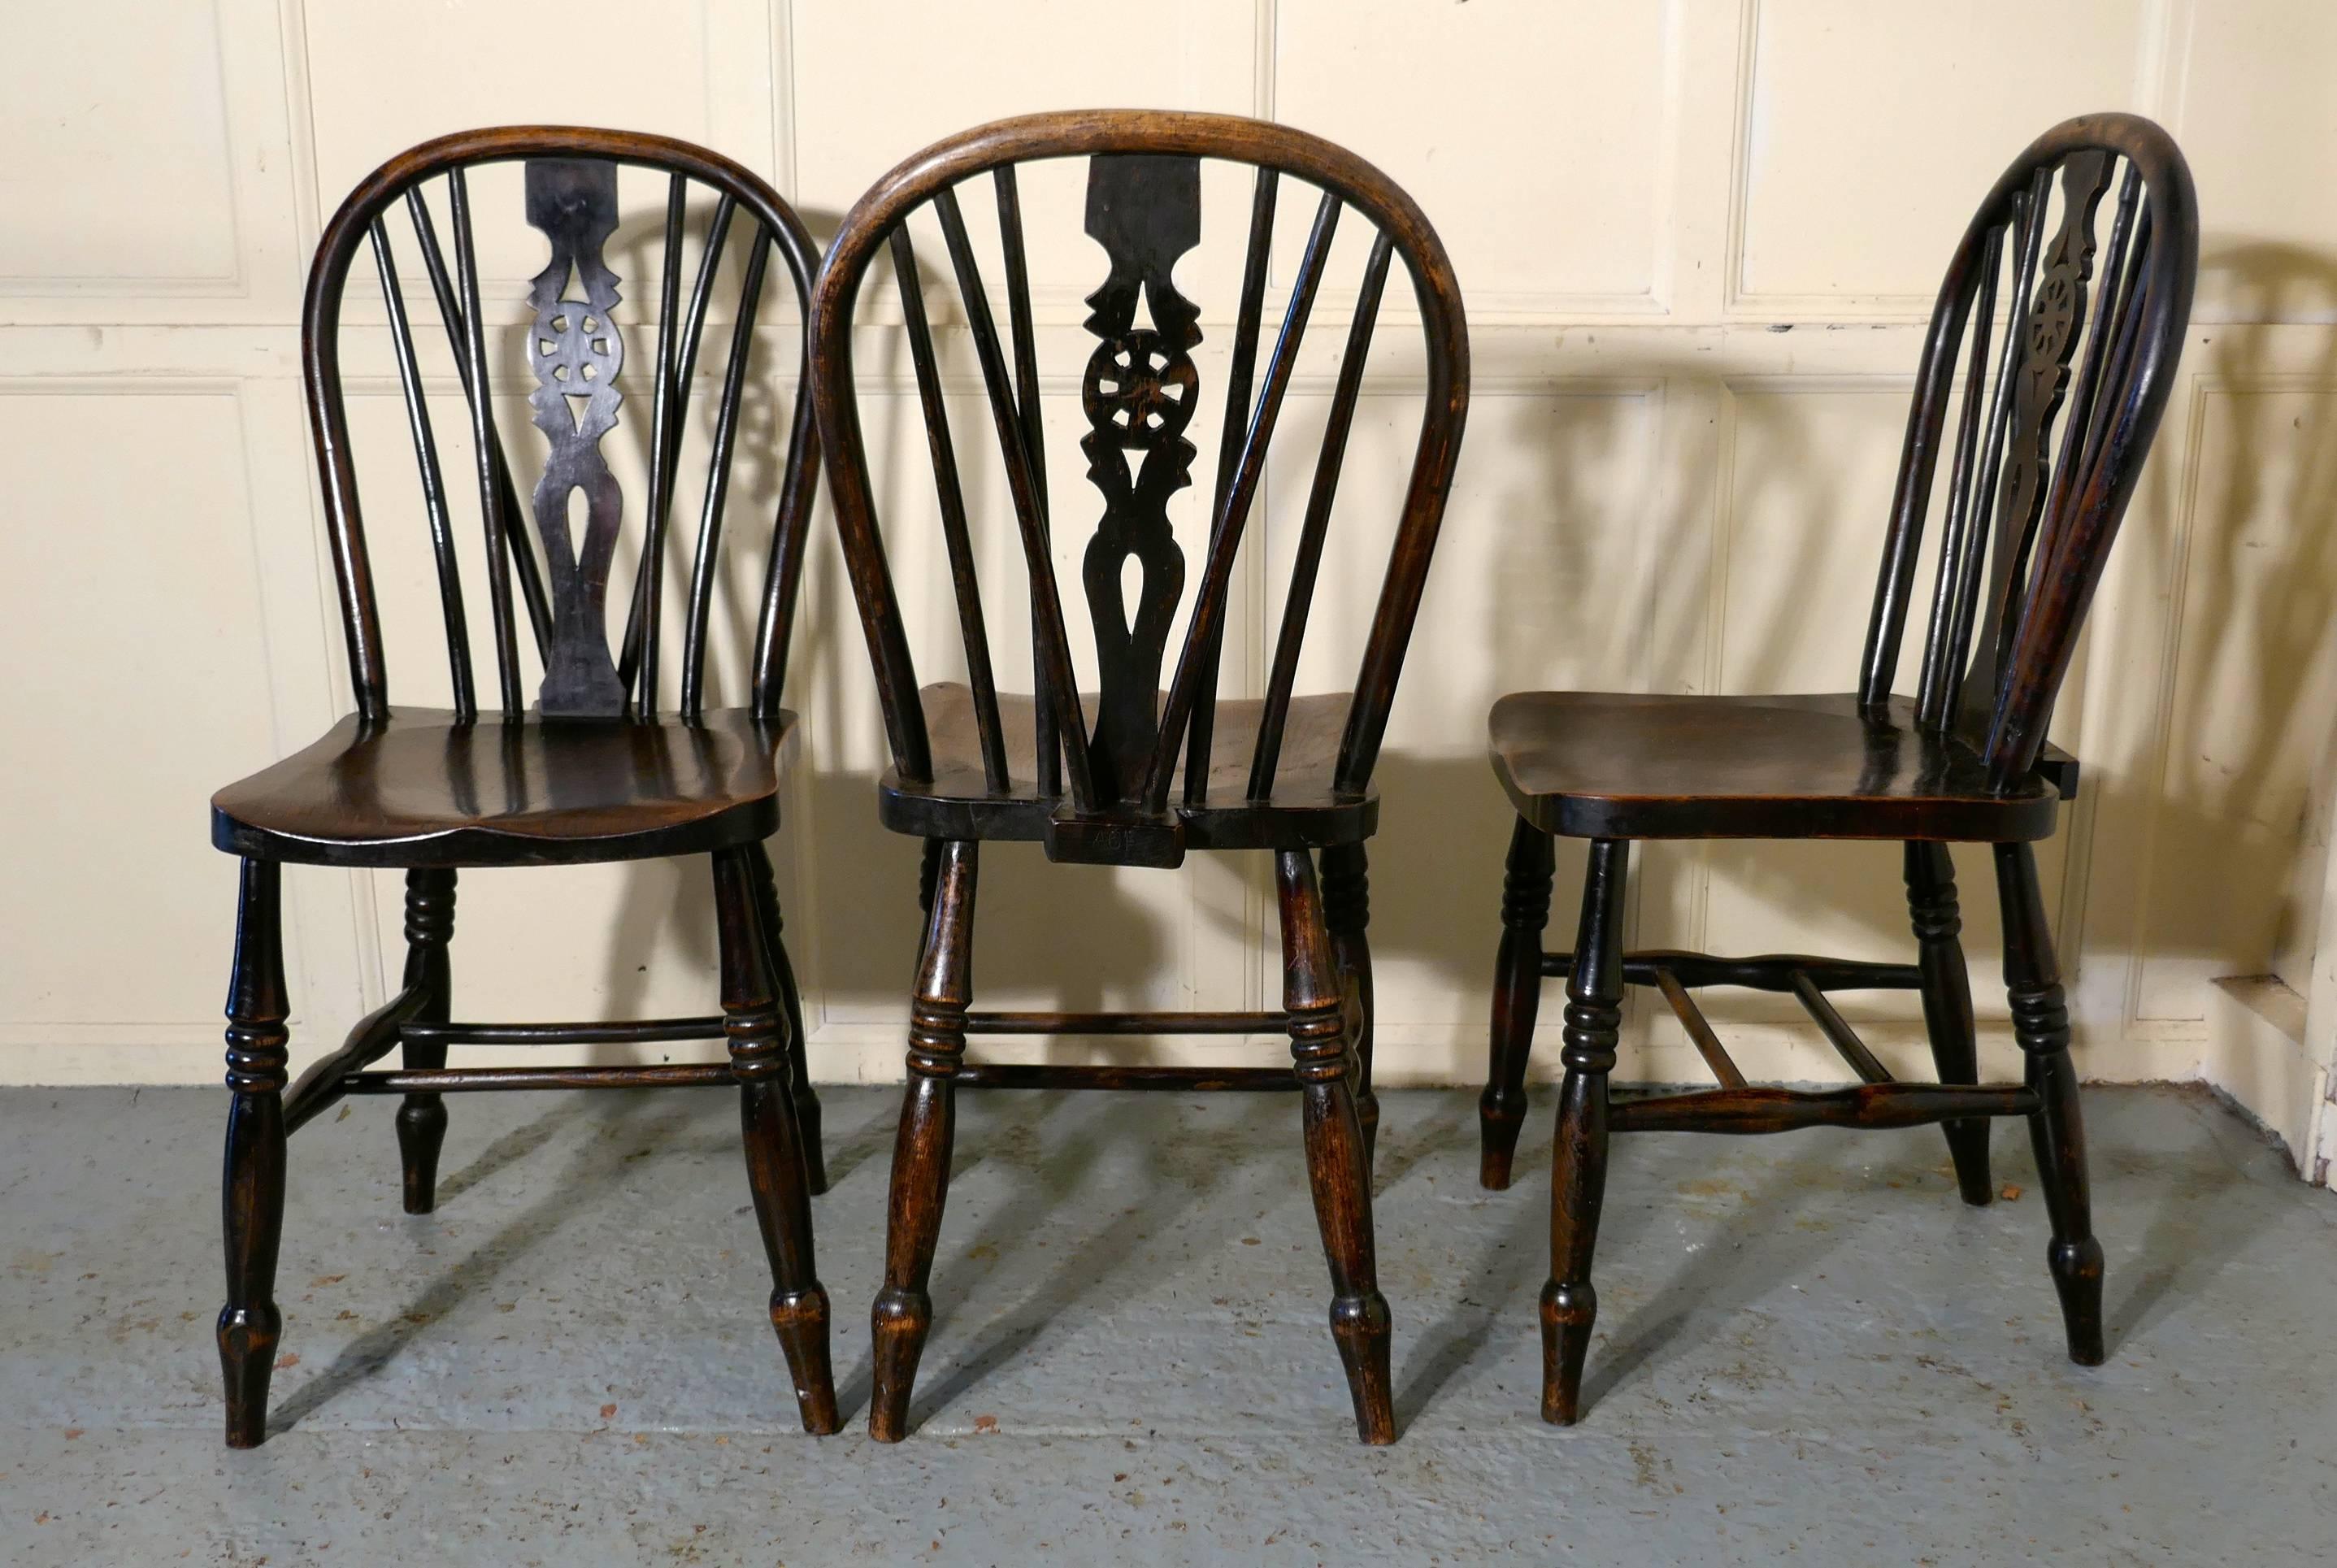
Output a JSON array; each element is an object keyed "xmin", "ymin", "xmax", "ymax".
[
  {"xmin": 810, "ymin": 111, "xmax": 1470, "ymax": 855},
  {"xmin": 302, "ymin": 126, "xmax": 823, "ymax": 725},
  {"xmin": 1857, "ymin": 112, "xmax": 2196, "ymax": 789}
]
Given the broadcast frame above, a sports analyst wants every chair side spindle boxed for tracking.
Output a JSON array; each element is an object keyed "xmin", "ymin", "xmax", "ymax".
[
  {"xmin": 991, "ymin": 168, "xmax": 1059, "ymax": 798},
  {"xmin": 1145, "ymin": 189, "xmax": 1341, "ymax": 814},
  {"xmin": 1913, "ymin": 222, "xmax": 2003, "ymax": 728},
  {"xmin": 406, "ymin": 185, "xmax": 555, "ymax": 665},
  {"xmin": 622, "ymin": 175, "xmax": 689, "ymax": 713},
  {"xmin": 446, "ymin": 168, "xmax": 526, "ymax": 715},
  {"xmin": 680, "ymin": 227, "xmax": 773, "ymax": 718},
  {"xmin": 371, "ymin": 218, "xmax": 477, "ymax": 720},
  {"xmin": 1184, "ymin": 167, "xmax": 1280, "ymax": 804},
  {"xmin": 893, "ymin": 224, "xmax": 1011, "ymax": 790},
  {"xmin": 936, "ymin": 185, "xmax": 1096, "ymax": 810},
  {"xmin": 1249, "ymin": 231, "xmax": 1393, "ymax": 800}
]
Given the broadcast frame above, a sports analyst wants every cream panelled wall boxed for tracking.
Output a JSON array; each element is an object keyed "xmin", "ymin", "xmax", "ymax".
[{"xmin": 7, "ymin": 1, "xmax": 2336, "ymax": 1177}]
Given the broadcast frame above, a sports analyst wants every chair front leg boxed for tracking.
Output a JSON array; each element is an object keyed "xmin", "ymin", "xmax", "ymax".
[
  {"xmin": 749, "ymin": 842, "xmax": 826, "ymax": 1196},
  {"xmin": 871, "ymin": 838, "xmax": 977, "ymax": 1442},
  {"xmin": 394, "ymin": 869, "xmax": 456, "ymax": 1214},
  {"xmin": 219, "ymin": 858, "xmax": 291, "ymax": 1449},
  {"xmin": 1483, "ymin": 816, "xmax": 1555, "ymax": 1189},
  {"xmin": 1279, "ymin": 849, "xmax": 1396, "ymax": 1444},
  {"xmin": 1542, "ymin": 836, "xmax": 1627, "ymax": 1425},
  {"xmin": 1905, "ymin": 843, "xmax": 1992, "ymax": 1205},
  {"xmin": 1319, "ymin": 842, "xmax": 1377, "ymax": 1167},
  {"xmin": 713, "ymin": 847, "xmax": 838, "ymax": 1435},
  {"xmin": 1995, "ymin": 840, "xmax": 2104, "ymax": 1366}
]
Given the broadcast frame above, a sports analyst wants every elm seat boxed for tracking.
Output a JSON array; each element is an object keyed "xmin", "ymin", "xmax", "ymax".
[
  {"xmin": 880, "ymin": 683, "xmax": 1373, "ymax": 849},
  {"xmin": 211, "ymin": 707, "xmax": 799, "ymax": 868},
  {"xmin": 1487, "ymin": 691, "xmax": 2079, "ymax": 843}
]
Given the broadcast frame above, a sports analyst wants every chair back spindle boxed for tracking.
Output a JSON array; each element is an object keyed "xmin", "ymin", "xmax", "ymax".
[
  {"xmin": 1857, "ymin": 114, "xmax": 2196, "ymax": 791},
  {"xmin": 302, "ymin": 128, "xmax": 823, "ymax": 728},
  {"xmin": 810, "ymin": 112, "xmax": 1470, "ymax": 867}
]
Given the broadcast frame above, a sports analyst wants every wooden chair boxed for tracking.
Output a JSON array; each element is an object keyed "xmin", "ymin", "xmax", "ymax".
[
  {"xmin": 810, "ymin": 111, "xmax": 1469, "ymax": 1443},
  {"xmin": 1478, "ymin": 113, "xmax": 2197, "ymax": 1423},
  {"xmin": 206, "ymin": 128, "xmax": 837, "ymax": 1446}
]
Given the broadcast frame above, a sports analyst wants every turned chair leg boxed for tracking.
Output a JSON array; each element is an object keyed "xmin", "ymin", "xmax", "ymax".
[
  {"xmin": 870, "ymin": 838, "xmax": 977, "ymax": 1441},
  {"xmin": 713, "ymin": 848, "xmax": 839, "ymax": 1435},
  {"xmin": 394, "ymin": 869, "xmax": 456, "ymax": 1214},
  {"xmin": 1996, "ymin": 841, "xmax": 2105, "ymax": 1366},
  {"xmin": 1541, "ymin": 837, "xmax": 1627, "ymax": 1426},
  {"xmin": 749, "ymin": 842, "xmax": 826, "ymax": 1196},
  {"xmin": 1319, "ymin": 843, "xmax": 1378, "ymax": 1167},
  {"xmin": 1279, "ymin": 849, "xmax": 1397, "ymax": 1444},
  {"xmin": 1483, "ymin": 816, "xmax": 1555, "ymax": 1189},
  {"xmin": 1905, "ymin": 844, "xmax": 1992, "ymax": 1205},
  {"xmin": 219, "ymin": 858, "xmax": 291, "ymax": 1449}
]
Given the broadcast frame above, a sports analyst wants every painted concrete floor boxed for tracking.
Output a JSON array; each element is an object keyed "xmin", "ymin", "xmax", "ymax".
[{"xmin": 2, "ymin": 1084, "xmax": 2333, "ymax": 1566}]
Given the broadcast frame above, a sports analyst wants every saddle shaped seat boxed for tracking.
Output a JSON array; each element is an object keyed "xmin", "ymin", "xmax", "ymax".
[
  {"xmin": 211, "ymin": 707, "xmax": 797, "ymax": 868},
  {"xmin": 1488, "ymin": 691, "xmax": 2077, "ymax": 843}
]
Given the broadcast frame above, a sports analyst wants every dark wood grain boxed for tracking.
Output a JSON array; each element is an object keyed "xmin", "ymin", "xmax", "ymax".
[
  {"xmin": 1480, "ymin": 113, "xmax": 2195, "ymax": 1429},
  {"xmin": 211, "ymin": 126, "xmax": 832, "ymax": 1450},
  {"xmin": 813, "ymin": 111, "xmax": 1468, "ymax": 1446}
]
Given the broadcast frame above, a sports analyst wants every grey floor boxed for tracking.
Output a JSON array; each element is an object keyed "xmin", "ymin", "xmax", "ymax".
[{"xmin": 2, "ymin": 1084, "xmax": 2333, "ymax": 1566}]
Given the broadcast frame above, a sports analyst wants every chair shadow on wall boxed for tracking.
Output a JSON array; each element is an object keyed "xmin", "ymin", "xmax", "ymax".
[{"xmin": 2094, "ymin": 238, "xmax": 2337, "ymax": 1344}]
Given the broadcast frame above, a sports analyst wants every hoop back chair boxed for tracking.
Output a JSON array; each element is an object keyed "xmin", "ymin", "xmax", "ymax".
[
  {"xmin": 1478, "ymin": 113, "xmax": 2196, "ymax": 1424},
  {"xmin": 207, "ymin": 128, "xmax": 837, "ymax": 1445},
  {"xmin": 810, "ymin": 110, "xmax": 1469, "ymax": 1443}
]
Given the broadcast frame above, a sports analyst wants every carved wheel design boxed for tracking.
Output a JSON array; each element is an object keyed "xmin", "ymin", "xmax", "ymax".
[{"xmin": 521, "ymin": 158, "xmax": 628, "ymax": 717}]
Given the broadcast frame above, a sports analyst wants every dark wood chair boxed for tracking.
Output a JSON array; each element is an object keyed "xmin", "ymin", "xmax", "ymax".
[
  {"xmin": 1478, "ymin": 113, "xmax": 2197, "ymax": 1423},
  {"xmin": 206, "ymin": 128, "xmax": 837, "ymax": 1446},
  {"xmin": 810, "ymin": 111, "xmax": 1469, "ymax": 1443}
]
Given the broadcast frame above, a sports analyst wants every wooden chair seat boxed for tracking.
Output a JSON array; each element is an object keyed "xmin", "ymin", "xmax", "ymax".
[
  {"xmin": 1488, "ymin": 691, "xmax": 2076, "ymax": 842},
  {"xmin": 211, "ymin": 707, "xmax": 797, "ymax": 867},
  {"xmin": 878, "ymin": 682, "xmax": 1371, "ymax": 849}
]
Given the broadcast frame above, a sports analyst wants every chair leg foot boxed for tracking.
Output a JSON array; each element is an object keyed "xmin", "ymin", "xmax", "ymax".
[
  {"xmin": 1483, "ymin": 817, "xmax": 1554, "ymax": 1191},
  {"xmin": 219, "ymin": 859, "xmax": 290, "ymax": 1450},
  {"xmin": 1538, "ymin": 1279, "xmax": 1596, "ymax": 1426},
  {"xmin": 1538, "ymin": 840, "xmax": 1627, "ymax": 1426},
  {"xmin": 870, "ymin": 840, "xmax": 976, "ymax": 1442},
  {"xmin": 869, "ymin": 1284, "xmax": 934, "ymax": 1444},
  {"xmin": 771, "ymin": 1286, "xmax": 839, "ymax": 1434},
  {"xmin": 395, "ymin": 1096, "xmax": 448, "ymax": 1216}
]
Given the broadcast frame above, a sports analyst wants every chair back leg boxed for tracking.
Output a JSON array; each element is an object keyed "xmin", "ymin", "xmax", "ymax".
[
  {"xmin": 1319, "ymin": 842, "xmax": 1378, "ymax": 1166},
  {"xmin": 1905, "ymin": 844, "xmax": 1992, "ymax": 1205},
  {"xmin": 749, "ymin": 842, "xmax": 826, "ymax": 1195},
  {"xmin": 1483, "ymin": 816, "xmax": 1555, "ymax": 1189}
]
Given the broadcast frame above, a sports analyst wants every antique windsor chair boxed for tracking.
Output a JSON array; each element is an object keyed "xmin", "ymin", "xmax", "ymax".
[
  {"xmin": 1478, "ymin": 113, "xmax": 2196, "ymax": 1424},
  {"xmin": 811, "ymin": 111, "xmax": 1469, "ymax": 1443},
  {"xmin": 206, "ymin": 128, "xmax": 836, "ymax": 1446}
]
